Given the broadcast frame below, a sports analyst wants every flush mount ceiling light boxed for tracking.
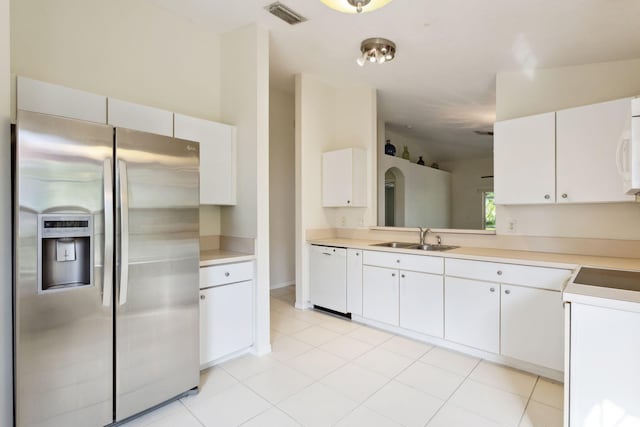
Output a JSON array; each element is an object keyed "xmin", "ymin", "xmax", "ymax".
[
  {"xmin": 356, "ymin": 38, "xmax": 396, "ymax": 66},
  {"xmin": 320, "ymin": 0, "xmax": 393, "ymax": 14}
]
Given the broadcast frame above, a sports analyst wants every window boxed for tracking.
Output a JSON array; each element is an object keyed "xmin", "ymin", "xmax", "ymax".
[{"xmin": 483, "ymin": 191, "xmax": 496, "ymax": 230}]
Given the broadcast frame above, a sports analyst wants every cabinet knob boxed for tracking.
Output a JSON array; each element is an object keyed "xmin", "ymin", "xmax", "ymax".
[
  {"xmin": 490, "ymin": 287, "xmax": 495, "ymax": 292},
  {"xmin": 356, "ymin": 252, "xmax": 359, "ymax": 256},
  {"xmin": 505, "ymin": 289, "xmax": 511, "ymax": 295},
  {"xmin": 200, "ymin": 295, "xmax": 205, "ymax": 300},
  {"xmin": 497, "ymin": 270, "xmax": 503, "ymax": 276},
  {"xmin": 544, "ymin": 194, "xmax": 550, "ymax": 200},
  {"xmin": 392, "ymin": 273, "xmax": 396, "ymax": 277},
  {"xmin": 347, "ymin": 200, "xmax": 351, "ymax": 204},
  {"xmin": 562, "ymin": 193, "xmax": 568, "ymax": 199},
  {"xmin": 396, "ymin": 259, "xmax": 400, "ymax": 263},
  {"xmin": 225, "ymin": 272, "xmax": 230, "ymax": 277},
  {"xmin": 401, "ymin": 274, "xmax": 405, "ymax": 278}
]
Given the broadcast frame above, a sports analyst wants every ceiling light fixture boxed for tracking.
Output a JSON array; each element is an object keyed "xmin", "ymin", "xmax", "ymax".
[
  {"xmin": 357, "ymin": 38, "xmax": 396, "ymax": 66},
  {"xmin": 320, "ymin": 0, "xmax": 393, "ymax": 14}
]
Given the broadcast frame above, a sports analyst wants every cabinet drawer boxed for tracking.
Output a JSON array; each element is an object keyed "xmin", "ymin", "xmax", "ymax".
[
  {"xmin": 200, "ymin": 261, "xmax": 254, "ymax": 288},
  {"xmin": 445, "ymin": 258, "xmax": 571, "ymax": 291},
  {"xmin": 363, "ymin": 250, "xmax": 443, "ymax": 274}
]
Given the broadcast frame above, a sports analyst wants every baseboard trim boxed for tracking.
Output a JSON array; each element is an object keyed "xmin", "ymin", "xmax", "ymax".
[{"xmin": 270, "ymin": 281, "xmax": 295, "ymax": 290}]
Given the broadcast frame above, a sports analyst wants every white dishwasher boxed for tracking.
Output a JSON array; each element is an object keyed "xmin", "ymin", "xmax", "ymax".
[{"xmin": 310, "ymin": 245, "xmax": 347, "ymax": 313}]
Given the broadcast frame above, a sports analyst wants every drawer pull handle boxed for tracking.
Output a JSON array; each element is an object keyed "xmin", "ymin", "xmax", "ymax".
[
  {"xmin": 497, "ymin": 270, "xmax": 503, "ymax": 276},
  {"xmin": 505, "ymin": 290, "xmax": 511, "ymax": 295},
  {"xmin": 200, "ymin": 295, "xmax": 205, "ymax": 300},
  {"xmin": 490, "ymin": 287, "xmax": 495, "ymax": 292},
  {"xmin": 225, "ymin": 272, "xmax": 230, "ymax": 277}
]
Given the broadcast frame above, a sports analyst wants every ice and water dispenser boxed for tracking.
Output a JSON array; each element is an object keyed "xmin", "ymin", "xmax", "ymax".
[{"xmin": 38, "ymin": 214, "xmax": 94, "ymax": 293}]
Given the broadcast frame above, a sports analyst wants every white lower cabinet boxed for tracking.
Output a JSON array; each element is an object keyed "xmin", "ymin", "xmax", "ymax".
[
  {"xmin": 362, "ymin": 265, "xmax": 399, "ymax": 326},
  {"xmin": 501, "ymin": 284, "xmax": 564, "ymax": 371},
  {"xmin": 199, "ymin": 280, "xmax": 253, "ymax": 366},
  {"xmin": 568, "ymin": 303, "xmax": 640, "ymax": 427},
  {"xmin": 444, "ymin": 277, "xmax": 500, "ymax": 353},
  {"xmin": 399, "ymin": 271, "xmax": 444, "ymax": 338},
  {"xmin": 347, "ymin": 249, "xmax": 363, "ymax": 315}
]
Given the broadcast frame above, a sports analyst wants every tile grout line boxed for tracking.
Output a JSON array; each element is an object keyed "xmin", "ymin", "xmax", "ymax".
[
  {"xmin": 421, "ymin": 355, "xmax": 483, "ymax": 426},
  {"xmin": 178, "ymin": 398, "xmax": 207, "ymax": 427},
  {"xmin": 516, "ymin": 376, "xmax": 541, "ymax": 427}
]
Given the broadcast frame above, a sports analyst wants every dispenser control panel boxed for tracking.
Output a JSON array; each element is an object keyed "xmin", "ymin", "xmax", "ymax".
[{"xmin": 37, "ymin": 214, "xmax": 94, "ymax": 294}]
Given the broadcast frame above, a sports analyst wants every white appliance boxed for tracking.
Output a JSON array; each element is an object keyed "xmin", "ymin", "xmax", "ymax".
[{"xmin": 623, "ymin": 97, "xmax": 640, "ymax": 194}]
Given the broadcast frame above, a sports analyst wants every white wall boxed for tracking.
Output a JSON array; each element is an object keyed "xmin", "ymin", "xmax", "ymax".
[
  {"xmin": 495, "ymin": 58, "xmax": 640, "ymax": 239},
  {"xmin": 1, "ymin": 0, "xmax": 11, "ymax": 423},
  {"xmin": 11, "ymin": 0, "xmax": 224, "ymax": 237},
  {"xmin": 379, "ymin": 155, "xmax": 451, "ymax": 228},
  {"xmin": 440, "ymin": 157, "xmax": 493, "ymax": 230},
  {"xmin": 220, "ymin": 24, "xmax": 271, "ymax": 354},
  {"xmin": 295, "ymin": 74, "xmax": 377, "ymax": 308},
  {"xmin": 269, "ymin": 88, "xmax": 295, "ymax": 289}
]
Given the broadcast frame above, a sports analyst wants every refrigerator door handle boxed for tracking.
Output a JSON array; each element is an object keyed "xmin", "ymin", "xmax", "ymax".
[
  {"xmin": 102, "ymin": 159, "xmax": 114, "ymax": 307},
  {"xmin": 118, "ymin": 159, "xmax": 130, "ymax": 305}
]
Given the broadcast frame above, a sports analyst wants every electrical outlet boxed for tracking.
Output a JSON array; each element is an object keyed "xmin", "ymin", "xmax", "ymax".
[
  {"xmin": 340, "ymin": 216, "xmax": 346, "ymax": 226},
  {"xmin": 507, "ymin": 219, "xmax": 517, "ymax": 233}
]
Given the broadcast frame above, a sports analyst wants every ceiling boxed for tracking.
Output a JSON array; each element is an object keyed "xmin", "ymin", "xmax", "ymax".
[{"xmin": 149, "ymin": 0, "xmax": 640, "ymax": 161}]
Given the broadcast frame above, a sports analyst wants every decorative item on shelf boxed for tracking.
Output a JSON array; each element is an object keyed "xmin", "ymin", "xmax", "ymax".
[
  {"xmin": 320, "ymin": 0, "xmax": 393, "ymax": 14},
  {"xmin": 401, "ymin": 145, "xmax": 410, "ymax": 160},
  {"xmin": 431, "ymin": 162, "xmax": 440, "ymax": 169},
  {"xmin": 384, "ymin": 139, "xmax": 396, "ymax": 156},
  {"xmin": 356, "ymin": 38, "xmax": 397, "ymax": 66},
  {"xmin": 417, "ymin": 156, "xmax": 425, "ymax": 165}
]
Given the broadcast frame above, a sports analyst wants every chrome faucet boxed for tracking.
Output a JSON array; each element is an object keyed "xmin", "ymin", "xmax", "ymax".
[
  {"xmin": 418, "ymin": 227, "xmax": 431, "ymax": 245},
  {"xmin": 436, "ymin": 235, "xmax": 442, "ymax": 245}
]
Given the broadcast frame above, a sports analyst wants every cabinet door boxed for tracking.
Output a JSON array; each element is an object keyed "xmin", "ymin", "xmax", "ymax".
[
  {"xmin": 494, "ymin": 112, "xmax": 556, "ymax": 204},
  {"xmin": 107, "ymin": 98, "xmax": 173, "ymax": 136},
  {"xmin": 199, "ymin": 281, "xmax": 253, "ymax": 366},
  {"xmin": 400, "ymin": 271, "xmax": 443, "ymax": 338},
  {"xmin": 444, "ymin": 277, "xmax": 499, "ymax": 353},
  {"xmin": 557, "ymin": 98, "xmax": 634, "ymax": 203},
  {"xmin": 322, "ymin": 149, "xmax": 353, "ymax": 207},
  {"xmin": 347, "ymin": 249, "xmax": 363, "ymax": 315},
  {"xmin": 321, "ymin": 148, "xmax": 367, "ymax": 207},
  {"xmin": 501, "ymin": 285, "xmax": 564, "ymax": 370},
  {"xmin": 17, "ymin": 76, "xmax": 107, "ymax": 123},
  {"xmin": 174, "ymin": 114, "xmax": 236, "ymax": 205},
  {"xmin": 309, "ymin": 246, "xmax": 347, "ymax": 313},
  {"xmin": 362, "ymin": 265, "xmax": 399, "ymax": 325},
  {"xmin": 569, "ymin": 303, "xmax": 640, "ymax": 427}
]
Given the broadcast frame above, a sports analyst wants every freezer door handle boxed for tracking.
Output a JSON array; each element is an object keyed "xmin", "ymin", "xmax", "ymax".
[
  {"xmin": 102, "ymin": 158, "xmax": 113, "ymax": 307},
  {"xmin": 118, "ymin": 159, "xmax": 130, "ymax": 305}
]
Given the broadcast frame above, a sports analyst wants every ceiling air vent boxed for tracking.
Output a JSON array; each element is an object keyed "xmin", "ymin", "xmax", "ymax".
[{"xmin": 265, "ymin": 2, "xmax": 307, "ymax": 25}]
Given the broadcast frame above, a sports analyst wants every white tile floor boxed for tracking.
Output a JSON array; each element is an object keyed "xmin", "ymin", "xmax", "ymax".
[{"xmin": 122, "ymin": 285, "xmax": 564, "ymax": 427}]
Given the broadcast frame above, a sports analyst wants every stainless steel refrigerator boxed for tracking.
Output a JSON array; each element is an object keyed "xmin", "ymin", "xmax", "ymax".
[{"xmin": 13, "ymin": 110, "xmax": 200, "ymax": 427}]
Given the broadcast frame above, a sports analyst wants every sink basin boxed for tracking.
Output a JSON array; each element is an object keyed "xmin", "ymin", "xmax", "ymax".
[
  {"xmin": 371, "ymin": 242, "xmax": 414, "ymax": 249},
  {"xmin": 408, "ymin": 244, "xmax": 459, "ymax": 252}
]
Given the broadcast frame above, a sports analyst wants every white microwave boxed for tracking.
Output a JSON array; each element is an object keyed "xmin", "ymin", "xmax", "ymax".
[{"xmin": 622, "ymin": 98, "xmax": 640, "ymax": 195}]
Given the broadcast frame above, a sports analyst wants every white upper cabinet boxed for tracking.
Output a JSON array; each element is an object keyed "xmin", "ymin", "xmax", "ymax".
[
  {"xmin": 107, "ymin": 98, "xmax": 173, "ymax": 137},
  {"xmin": 174, "ymin": 114, "xmax": 237, "ymax": 205},
  {"xmin": 495, "ymin": 98, "xmax": 636, "ymax": 205},
  {"xmin": 322, "ymin": 148, "xmax": 367, "ymax": 207},
  {"xmin": 494, "ymin": 112, "xmax": 556, "ymax": 205},
  {"xmin": 556, "ymin": 98, "xmax": 634, "ymax": 203},
  {"xmin": 17, "ymin": 76, "xmax": 107, "ymax": 124}
]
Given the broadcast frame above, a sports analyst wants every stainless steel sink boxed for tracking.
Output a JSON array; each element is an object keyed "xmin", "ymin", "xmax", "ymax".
[
  {"xmin": 408, "ymin": 244, "xmax": 459, "ymax": 251},
  {"xmin": 371, "ymin": 242, "xmax": 415, "ymax": 249}
]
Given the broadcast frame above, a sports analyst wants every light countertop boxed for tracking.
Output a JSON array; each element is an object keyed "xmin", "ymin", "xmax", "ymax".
[
  {"xmin": 200, "ymin": 249, "xmax": 255, "ymax": 267},
  {"xmin": 308, "ymin": 237, "xmax": 640, "ymax": 271}
]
